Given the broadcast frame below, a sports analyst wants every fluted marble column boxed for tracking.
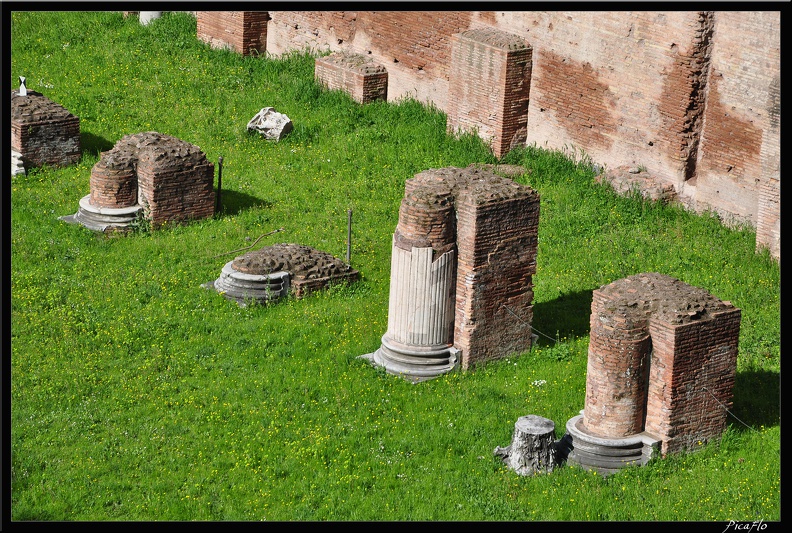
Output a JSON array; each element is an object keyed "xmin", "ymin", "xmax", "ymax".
[{"xmin": 369, "ymin": 242, "xmax": 458, "ymax": 381}]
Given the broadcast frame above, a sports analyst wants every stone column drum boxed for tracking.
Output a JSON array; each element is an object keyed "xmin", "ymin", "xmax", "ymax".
[{"xmin": 369, "ymin": 186, "xmax": 459, "ymax": 381}]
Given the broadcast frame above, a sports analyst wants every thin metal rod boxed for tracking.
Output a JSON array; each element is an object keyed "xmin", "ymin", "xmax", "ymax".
[
  {"xmin": 346, "ymin": 208, "xmax": 352, "ymax": 265},
  {"xmin": 215, "ymin": 156, "xmax": 223, "ymax": 214}
]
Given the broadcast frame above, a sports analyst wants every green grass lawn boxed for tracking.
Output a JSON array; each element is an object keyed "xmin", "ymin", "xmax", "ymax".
[{"xmin": 9, "ymin": 11, "xmax": 780, "ymax": 521}]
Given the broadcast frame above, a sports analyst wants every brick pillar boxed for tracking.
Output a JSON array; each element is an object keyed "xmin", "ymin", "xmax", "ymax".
[
  {"xmin": 583, "ymin": 292, "xmax": 652, "ymax": 438},
  {"xmin": 89, "ymin": 161, "xmax": 137, "ymax": 208},
  {"xmin": 453, "ymin": 178, "xmax": 540, "ymax": 370},
  {"xmin": 370, "ymin": 185, "xmax": 459, "ymax": 382},
  {"xmin": 755, "ymin": 176, "xmax": 780, "ymax": 261},
  {"xmin": 315, "ymin": 52, "xmax": 388, "ymax": 104},
  {"xmin": 196, "ymin": 11, "xmax": 270, "ymax": 56},
  {"xmin": 645, "ymin": 308, "xmax": 741, "ymax": 456},
  {"xmin": 447, "ymin": 28, "xmax": 532, "ymax": 158}
]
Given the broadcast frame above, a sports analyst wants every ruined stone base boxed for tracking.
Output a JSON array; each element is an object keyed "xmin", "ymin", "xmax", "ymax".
[
  {"xmin": 205, "ymin": 243, "xmax": 359, "ymax": 306},
  {"xmin": 203, "ymin": 262, "xmax": 290, "ymax": 306},
  {"xmin": 561, "ymin": 414, "xmax": 660, "ymax": 477},
  {"xmin": 596, "ymin": 165, "xmax": 677, "ymax": 204},
  {"xmin": 11, "ymin": 150, "xmax": 25, "ymax": 176},
  {"xmin": 360, "ymin": 335, "xmax": 459, "ymax": 383},
  {"xmin": 60, "ymin": 194, "xmax": 143, "ymax": 232}
]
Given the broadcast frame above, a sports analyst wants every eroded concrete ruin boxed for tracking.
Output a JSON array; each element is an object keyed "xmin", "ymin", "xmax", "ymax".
[
  {"xmin": 362, "ymin": 165, "xmax": 540, "ymax": 382},
  {"xmin": 205, "ymin": 243, "xmax": 360, "ymax": 306},
  {"xmin": 563, "ymin": 272, "xmax": 741, "ymax": 475},
  {"xmin": 62, "ymin": 132, "xmax": 215, "ymax": 231},
  {"xmin": 11, "ymin": 89, "xmax": 81, "ymax": 170}
]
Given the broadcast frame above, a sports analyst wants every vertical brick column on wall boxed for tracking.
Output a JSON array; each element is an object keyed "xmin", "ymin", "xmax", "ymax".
[
  {"xmin": 446, "ymin": 28, "xmax": 532, "ymax": 158},
  {"xmin": 581, "ymin": 273, "xmax": 740, "ymax": 457},
  {"xmin": 755, "ymin": 175, "xmax": 780, "ymax": 260},
  {"xmin": 755, "ymin": 68, "xmax": 781, "ymax": 260},
  {"xmin": 11, "ymin": 90, "xmax": 81, "ymax": 168},
  {"xmin": 196, "ymin": 11, "xmax": 270, "ymax": 55},
  {"xmin": 315, "ymin": 52, "xmax": 388, "ymax": 104}
]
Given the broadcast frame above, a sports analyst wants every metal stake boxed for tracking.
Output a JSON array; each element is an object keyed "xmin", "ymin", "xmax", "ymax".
[
  {"xmin": 215, "ymin": 156, "xmax": 223, "ymax": 214},
  {"xmin": 346, "ymin": 208, "xmax": 352, "ymax": 265}
]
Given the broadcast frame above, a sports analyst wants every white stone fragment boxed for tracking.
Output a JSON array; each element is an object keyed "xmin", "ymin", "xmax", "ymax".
[
  {"xmin": 139, "ymin": 12, "xmax": 162, "ymax": 26},
  {"xmin": 11, "ymin": 150, "xmax": 25, "ymax": 176},
  {"xmin": 247, "ymin": 107, "xmax": 294, "ymax": 141}
]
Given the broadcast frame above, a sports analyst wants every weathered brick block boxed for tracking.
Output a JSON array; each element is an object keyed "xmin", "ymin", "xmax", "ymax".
[
  {"xmin": 89, "ymin": 132, "xmax": 215, "ymax": 228},
  {"xmin": 315, "ymin": 52, "xmax": 388, "ymax": 104},
  {"xmin": 11, "ymin": 90, "xmax": 81, "ymax": 169},
  {"xmin": 196, "ymin": 11, "xmax": 270, "ymax": 56},
  {"xmin": 583, "ymin": 273, "xmax": 740, "ymax": 456},
  {"xmin": 447, "ymin": 28, "xmax": 532, "ymax": 158}
]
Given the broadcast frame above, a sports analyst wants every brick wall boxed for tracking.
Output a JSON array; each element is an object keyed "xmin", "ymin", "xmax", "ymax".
[
  {"xmin": 252, "ymin": 10, "xmax": 780, "ymax": 260},
  {"xmin": 196, "ymin": 11, "xmax": 270, "ymax": 55},
  {"xmin": 687, "ymin": 12, "xmax": 781, "ymax": 228}
]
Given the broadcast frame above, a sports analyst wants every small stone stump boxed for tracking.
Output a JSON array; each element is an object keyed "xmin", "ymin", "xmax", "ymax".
[{"xmin": 494, "ymin": 415, "xmax": 557, "ymax": 476}]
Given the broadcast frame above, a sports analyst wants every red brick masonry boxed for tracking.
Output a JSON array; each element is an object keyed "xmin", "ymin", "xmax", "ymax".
[
  {"xmin": 399, "ymin": 166, "xmax": 540, "ymax": 370},
  {"xmin": 446, "ymin": 28, "xmax": 531, "ymax": 158},
  {"xmin": 315, "ymin": 52, "xmax": 388, "ymax": 104},
  {"xmin": 11, "ymin": 90, "xmax": 81, "ymax": 168},
  {"xmin": 89, "ymin": 132, "xmax": 215, "ymax": 227},
  {"xmin": 196, "ymin": 11, "xmax": 270, "ymax": 56},
  {"xmin": 583, "ymin": 272, "xmax": 740, "ymax": 456}
]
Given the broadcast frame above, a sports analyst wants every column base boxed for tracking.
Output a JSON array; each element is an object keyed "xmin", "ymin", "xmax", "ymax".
[
  {"xmin": 203, "ymin": 261, "xmax": 290, "ymax": 306},
  {"xmin": 360, "ymin": 335, "xmax": 459, "ymax": 383},
  {"xmin": 561, "ymin": 414, "xmax": 660, "ymax": 477},
  {"xmin": 60, "ymin": 195, "xmax": 143, "ymax": 232}
]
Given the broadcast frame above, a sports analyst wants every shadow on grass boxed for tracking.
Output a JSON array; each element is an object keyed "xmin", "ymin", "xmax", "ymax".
[
  {"xmin": 531, "ymin": 288, "xmax": 594, "ymax": 346},
  {"xmin": 730, "ymin": 369, "xmax": 780, "ymax": 430},
  {"xmin": 81, "ymin": 131, "xmax": 114, "ymax": 157},
  {"xmin": 215, "ymin": 189, "xmax": 273, "ymax": 217}
]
